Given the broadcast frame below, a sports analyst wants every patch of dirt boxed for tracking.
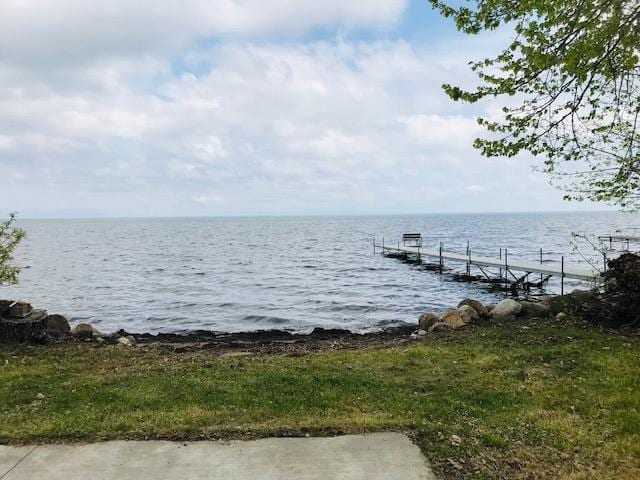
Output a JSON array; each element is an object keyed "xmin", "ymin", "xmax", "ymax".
[{"xmin": 110, "ymin": 326, "xmax": 417, "ymax": 356}]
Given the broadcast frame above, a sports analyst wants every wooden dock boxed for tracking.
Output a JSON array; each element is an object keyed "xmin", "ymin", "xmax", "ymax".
[{"xmin": 375, "ymin": 242, "xmax": 599, "ymax": 288}]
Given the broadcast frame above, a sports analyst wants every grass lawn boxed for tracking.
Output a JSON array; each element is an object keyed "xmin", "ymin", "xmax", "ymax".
[{"xmin": 0, "ymin": 319, "xmax": 638, "ymax": 479}]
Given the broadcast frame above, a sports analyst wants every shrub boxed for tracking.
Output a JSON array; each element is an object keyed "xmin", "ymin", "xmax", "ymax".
[{"xmin": 0, "ymin": 213, "xmax": 26, "ymax": 286}]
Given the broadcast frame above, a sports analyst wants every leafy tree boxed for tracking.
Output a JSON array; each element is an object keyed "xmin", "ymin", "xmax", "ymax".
[
  {"xmin": 429, "ymin": 0, "xmax": 640, "ymax": 208},
  {"xmin": 0, "ymin": 213, "xmax": 26, "ymax": 285}
]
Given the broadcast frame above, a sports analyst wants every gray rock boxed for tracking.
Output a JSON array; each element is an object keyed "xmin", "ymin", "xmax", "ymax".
[
  {"xmin": 490, "ymin": 299, "xmax": 522, "ymax": 318},
  {"xmin": 72, "ymin": 323, "xmax": 94, "ymax": 339},
  {"xmin": 126, "ymin": 335, "xmax": 137, "ymax": 346},
  {"xmin": 457, "ymin": 299, "xmax": 487, "ymax": 317},
  {"xmin": 418, "ymin": 312, "xmax": 440, "ymax": 331},
  {"xmin": 556, "ymin": 312, "xmax": 568, "ymax": 321},
  {"xmin": 117, "ymin": 337, "xmax": 133, "ymax": 347},
  {"xmin": 44, "ymin": 314, "xmax": 70, "ymax": 334},
  {"xmin": 417, "ymin": 329, "xmax": 427, "ymax": 336},
  {"xmin": 457, "ymin": 305, "xmax": 479, "ymax": 324},
  {"xmin": 428, "ymin": 322, "xmax": 453, "ymax": 333},
  {"xmin": 441, "ymin": 309, "xmax": 465, "ymax": 329},
  {"xmin": 519, "ymin": 301, "xmax": 551, "ymax": 319}
]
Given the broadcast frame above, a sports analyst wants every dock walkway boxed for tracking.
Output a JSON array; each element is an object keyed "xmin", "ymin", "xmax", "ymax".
[{"xmin": 375, "ymin": 243, "xmax": 598, "ymax": 282}]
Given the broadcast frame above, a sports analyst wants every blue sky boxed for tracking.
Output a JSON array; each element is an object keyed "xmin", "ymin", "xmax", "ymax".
[{"xmin": 0, "ymin": 0, "xmax": 610, "ymax": 218}]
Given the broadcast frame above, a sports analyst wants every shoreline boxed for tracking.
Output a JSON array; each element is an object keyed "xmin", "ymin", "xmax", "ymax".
[{"xmin": 57, "ymin": 325, "xmax": 419, "ymax": 355}]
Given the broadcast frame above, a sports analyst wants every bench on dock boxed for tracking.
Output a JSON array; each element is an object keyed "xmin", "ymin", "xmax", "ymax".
[{"xmin": 402, "ymin": 233, "xmax": 422, "ymax": 247}]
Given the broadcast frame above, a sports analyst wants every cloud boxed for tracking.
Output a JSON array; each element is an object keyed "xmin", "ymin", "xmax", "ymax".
[
  {"xmin": 398, "ymin": 114, "xmax": 481, "ymax": 148},
  {"xmin": 0, "ymin": 9, "xmax": 593, "ymax": 217},
  {"xmin": 0, "ymin": 0, "xmax": 406, "ymax": 67}
]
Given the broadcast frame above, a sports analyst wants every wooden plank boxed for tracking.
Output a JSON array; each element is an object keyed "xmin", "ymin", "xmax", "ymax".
[{"xmin": 376, "ymin": 244, "xmax": 598, "ymax": 281}]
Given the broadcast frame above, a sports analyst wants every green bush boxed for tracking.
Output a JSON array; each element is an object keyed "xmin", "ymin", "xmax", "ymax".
[{"xmin": 0, "ymin": 213, "xmax": 26, "ymax": 286}]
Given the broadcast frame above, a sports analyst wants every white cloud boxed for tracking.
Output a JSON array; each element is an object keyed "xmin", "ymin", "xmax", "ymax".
[
  {"xmin": 0, "ymin": 0, "xmax": 406, "ymax": 67},
  {"xmin": 398, "ymin": 114, "xmax": 481, "ymax": 148},
  {"xmin": 0, "ymin": 16, "xmax": 590, "ymax": 216},
  {"xmin": 465, "ymin": 184, "xmax": 486, "ymax": 193},
  {"xmin": 191, "ymin": 194, "xmax": 225, "ymax": 204},
  {"xmin": 0, "ymin": 135, "xmax": 15, "ymax": 150}
]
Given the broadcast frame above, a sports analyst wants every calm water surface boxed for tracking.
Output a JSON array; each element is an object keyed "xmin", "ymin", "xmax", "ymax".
[{"xmin": 5, "ymin": 212, "xmax": 640, "ymax": 333}]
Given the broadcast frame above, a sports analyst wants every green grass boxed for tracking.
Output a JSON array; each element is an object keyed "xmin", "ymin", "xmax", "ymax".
[{"xmin": 1, "ymin": 320, "xmax": 639, "ymax": 479}]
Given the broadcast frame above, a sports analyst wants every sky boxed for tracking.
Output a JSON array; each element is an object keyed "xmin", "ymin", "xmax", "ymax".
[{"xmin": 0, "ymin": 0, "xmax": 611, "ymax": 218}]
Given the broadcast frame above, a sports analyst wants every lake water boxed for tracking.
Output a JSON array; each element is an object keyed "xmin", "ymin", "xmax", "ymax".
[{"xmin": 4, "ymin": 212, "xmax": 640, "ymax": 333}]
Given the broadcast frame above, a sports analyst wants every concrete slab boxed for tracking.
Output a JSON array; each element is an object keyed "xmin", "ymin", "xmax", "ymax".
[
  {"xmin": 0, "ymin": 433, "xmax": 434, "ymax": 480},
  {"xmin": 0, "ymin": 446, "xmax": 34, "ymax": 478}
]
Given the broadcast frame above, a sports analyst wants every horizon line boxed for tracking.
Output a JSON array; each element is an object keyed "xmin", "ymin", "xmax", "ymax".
[{"xmin": 11, "ymin": 209, "xmax": 625, "ymax": 221}]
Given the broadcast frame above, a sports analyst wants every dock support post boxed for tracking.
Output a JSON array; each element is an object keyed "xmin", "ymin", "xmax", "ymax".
[
  {"xmin": 499, "ymin": 248, "xmax": 503, "ymax": 281},
  {"xmin": 467, "ymin": 246, "xmax": 471, "ymax": 276},
  {"xmin": 504, "ymin": 248, "xmax": 509, "ymax": 290},
  {"xmin": 417, "ymin": 246, "xmax": 421, "ymax": 263},
  {"xmin": 439, "ymin": 242, "xmax": 443, "ymax": 272},
  {"xmin": 603, "ymin": 252, "xmax": 607, "ymax": 273},
  {"xmin": 540, "ymin": 248, "xmax": 543, "ymax": 284},
  {"xmin": 561, "ymin": 256, "xmax": 565, "ymax": 295}
]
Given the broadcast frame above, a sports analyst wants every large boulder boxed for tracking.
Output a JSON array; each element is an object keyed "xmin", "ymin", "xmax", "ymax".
[
  {"xmin": 44, "ymin": 314, "xmax": 70, "ymax": 334},
  {"xmin": 457, "ymin": 299, "xmax": 487, "ymax": 318},
  {"xmin": 441, "ymin": 309, "xmax": 466, "ymax": 329},
  {"xmin": 519, "ymin": 301, "xmax": 551, "ymax": 319},
  {"xmin": 490, "ymin": 299, "xmax": 522, "ymax": 319},
  {"xmin": 457, "ymin": 305, "xmax": 479, "ymax": 323},
  {"xmin": 418, "ymin": 312, "xmax": 440, "ymax": 331}
]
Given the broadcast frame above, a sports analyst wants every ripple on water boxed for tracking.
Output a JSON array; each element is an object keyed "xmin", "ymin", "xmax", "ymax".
[{"xmin": 4, "ymin": 212, "xmax": 637, "ymax": 333}]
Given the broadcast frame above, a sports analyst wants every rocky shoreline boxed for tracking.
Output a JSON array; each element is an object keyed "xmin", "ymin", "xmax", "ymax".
[
  {"xmin": 413, "ymin": 295, "xmax": 569, "ymax": 335},
  {"xmin": 0, "ymin": 291, "xmax": 593, "ymax": 353}
]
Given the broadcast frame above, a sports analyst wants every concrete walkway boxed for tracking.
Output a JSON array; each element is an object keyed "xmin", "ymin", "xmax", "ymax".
[{"xmin": 0, "ymin": 433, "xmax": 435, "ymax": 480}]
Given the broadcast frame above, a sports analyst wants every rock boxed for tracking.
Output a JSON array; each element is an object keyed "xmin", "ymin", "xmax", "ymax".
[
  {"xmin": 457, "ymin": 305, "xmax": 479, "ymax": 324},
  {"xmin": 519, "ymin": 301, "xmax": 551, "ymax": 319},
  {"xmin": 490, "ymin": 299, "xmax": 522, "ymax": 318},
  {"xmin": 556, "ymin": 312, "xmax": 568, "ymax": 321},
  {"xmin": 117, "ymin": 336, "xmax": 136, "ymax": 347},
  {"xmin": 95, "ymin": 337, "xmax": 105, "ymax": 344},
  {"xmin": 91, "ymin": 327, "xmax": 103, "ymax": 338},
  {"xmin": 126, "ymin": 335, "xmax": 137, "ymax": 346},
  {"xmin": 457, "ymin": 298, "xmax": 487, "ymax": 317},
  {"xmin": 486, "ymin": 304, "xmax": 495, "ymax": 313},
  {"xmin": 72, "ymin": 323, "xmax": 94, "ymax": 339},
  {"xmin": 44, "ymin": 314, "xmax": 70, "ymax": 334},
  {"xmin": 418, "ymin": 312, "xmax": 440, "ymax": 330},
  {"xmin": 441, "ymin": 309, "xmax": 466, "ymax": 329},
  {"xmin": 35, "ymin": 393, "xmax": 45, "ymax": 400},
  {"xmin": 417, "ymin": 329, "xmax": 427, "ymax": 336},
  {"xmin": 428, "ymin": 322, "xmax": 452, "ymax": 333}
]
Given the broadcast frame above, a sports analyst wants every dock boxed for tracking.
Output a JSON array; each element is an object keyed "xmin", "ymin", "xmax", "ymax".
[{"xmin": 375, "ymin": 240, "xmax": 600, "ymax": 293}]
